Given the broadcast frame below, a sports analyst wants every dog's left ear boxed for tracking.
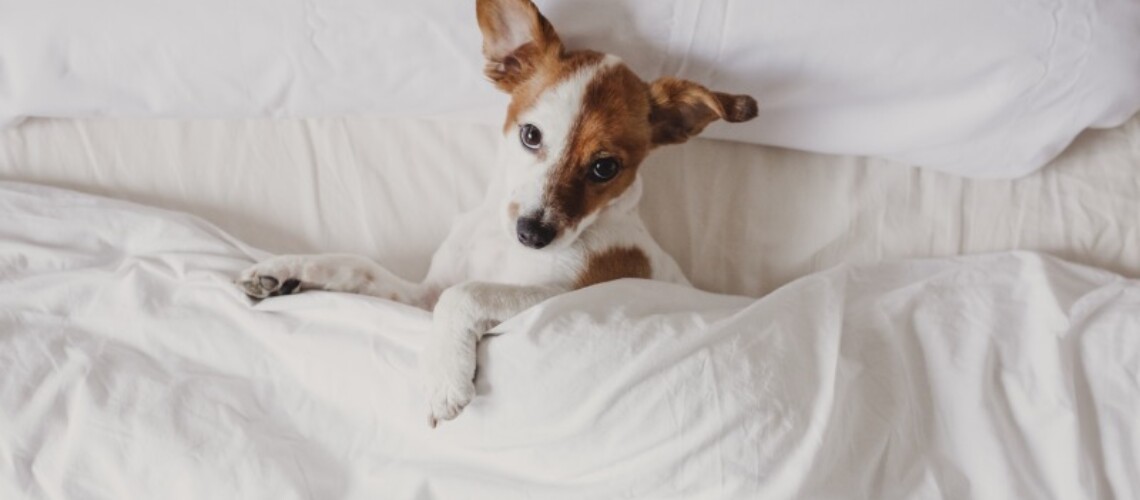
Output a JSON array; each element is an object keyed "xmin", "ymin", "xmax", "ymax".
[
  {"xmin": 648, "ymin": 77, "xmax": 758, "ymax": 146},
  {"xmin": 476, "ymin": 0, "xmax": 562, "ymax": 92}
]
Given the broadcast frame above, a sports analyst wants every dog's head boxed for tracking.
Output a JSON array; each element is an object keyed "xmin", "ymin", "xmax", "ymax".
[{"xmin": 477, "ymin": 0, "xmax": 757, "ymax": 250}]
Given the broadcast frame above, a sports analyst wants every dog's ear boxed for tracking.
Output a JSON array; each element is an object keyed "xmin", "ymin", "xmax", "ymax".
[
  {"xmin": 476, "ymin": 0, "xmax": 562, "ymax": 92},
  {"xmin": 647, "ymin": 77, "xmax": 758, "ymax": 146}
]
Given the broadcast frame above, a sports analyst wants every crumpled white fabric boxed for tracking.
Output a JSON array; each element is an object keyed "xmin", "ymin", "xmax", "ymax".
[
  {"xmin": 1, "ymin": 181, "xmax": 1138, "ymax": 499},
  {"xmin": 2, "ymin": 0, "xmax": 1138, "ymax": 176}
]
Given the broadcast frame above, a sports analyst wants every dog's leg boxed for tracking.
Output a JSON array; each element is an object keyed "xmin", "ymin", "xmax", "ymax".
[
  {"xmin": 422, "ymin": 281, "xmax": 563, "ymax": 427},
  {"xmin": 236, "ymin": 254, "xmax": 440, "ymax": 309}
]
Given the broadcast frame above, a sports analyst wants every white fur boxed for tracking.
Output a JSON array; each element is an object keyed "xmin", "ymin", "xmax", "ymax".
[{"xmin": 236, "ymin": 56, "xmax": 688, "ymax": 426}]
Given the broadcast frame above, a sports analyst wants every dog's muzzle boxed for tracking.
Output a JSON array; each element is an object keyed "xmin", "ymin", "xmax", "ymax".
[{"xmin": 516, "ymin": 216, "xmax": 557, "ymax": 249}]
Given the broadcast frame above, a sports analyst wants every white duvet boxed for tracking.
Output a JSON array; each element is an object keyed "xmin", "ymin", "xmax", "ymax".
[{"xmin": 2, "ymin": 181, "xmax": 1138, "ymax": 499}]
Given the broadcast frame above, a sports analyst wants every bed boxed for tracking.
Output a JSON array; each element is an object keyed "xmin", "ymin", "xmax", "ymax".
[{"xmin": 3, "ymin": 0, "xmax": 1140, "ymax": 498}]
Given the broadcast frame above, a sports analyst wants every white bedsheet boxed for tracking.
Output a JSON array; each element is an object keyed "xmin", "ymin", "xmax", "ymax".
[{"xmin": 3, "ymin": 182, "xmax": 1138, "ymax": 499}]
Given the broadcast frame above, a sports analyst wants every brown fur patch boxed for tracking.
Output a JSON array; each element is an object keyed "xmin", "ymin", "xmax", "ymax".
[
  {"xmin": 543, "ymin": 64, "xmax": 653, "ymax": 226},
  {"xmin": 507, "ymin": 202, "xmax": 520, "ymax": 219},
  {"xmin": 574, "ymin": 246, "xmax": 651, "ymax": 290}
]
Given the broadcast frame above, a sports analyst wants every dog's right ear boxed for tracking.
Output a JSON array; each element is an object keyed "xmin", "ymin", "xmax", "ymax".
[{"xmin": 476, "ymin": 0, "xmax": 562, "ymax": 92}]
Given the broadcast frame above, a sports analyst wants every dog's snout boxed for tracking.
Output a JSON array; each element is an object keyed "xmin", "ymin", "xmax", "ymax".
[{"xmin": 516, "ymin": 217, "xmax": 556, "ymax": 249}]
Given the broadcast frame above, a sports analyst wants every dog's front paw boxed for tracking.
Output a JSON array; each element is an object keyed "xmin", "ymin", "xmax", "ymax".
[
  {"xmin": 421, "ymin": 341, "xmax": 478, "ymax": 428},
  {"xmin": 235, "ymin": 259, "xmax": 303, "ymax": 299},
  {"xmin": 424, "ymin": 372, "xmax": 475, "ymax": 428}
]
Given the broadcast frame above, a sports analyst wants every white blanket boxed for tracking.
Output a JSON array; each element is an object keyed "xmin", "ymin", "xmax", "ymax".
[
  {"xmin": 3, "ymin": 0, "xmax": 1139, "ymax": 177},
  {"xmin": 2, "ymin": 181, "xmax": 1138, "ymax": 499}
]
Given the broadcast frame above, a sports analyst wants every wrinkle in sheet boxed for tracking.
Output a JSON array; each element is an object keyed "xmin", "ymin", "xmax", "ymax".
[{"xmin": 1062, "ymin": 294, "xmax": 1121, "ymax": 498}]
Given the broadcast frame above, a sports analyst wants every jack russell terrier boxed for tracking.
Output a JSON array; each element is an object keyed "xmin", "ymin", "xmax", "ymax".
[{"xmin": 237, "ymin": 0, "xmax": 757, "ymax": 427}]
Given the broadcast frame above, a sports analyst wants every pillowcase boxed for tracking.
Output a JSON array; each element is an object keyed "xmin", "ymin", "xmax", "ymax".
[{"xmin": 1, "ymin": 0, "xmax": 1137, "ymax": 177}]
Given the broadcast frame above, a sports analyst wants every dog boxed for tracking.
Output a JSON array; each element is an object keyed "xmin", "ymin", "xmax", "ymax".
[{"xmin": 236, "ymin": 0, "xmax": 757, "ymax": 427}]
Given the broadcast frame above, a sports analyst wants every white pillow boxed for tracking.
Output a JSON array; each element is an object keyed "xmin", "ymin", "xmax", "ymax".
[{"xmin": 1, "ymin": 0, "xmax": 1137, "ymax": 177}]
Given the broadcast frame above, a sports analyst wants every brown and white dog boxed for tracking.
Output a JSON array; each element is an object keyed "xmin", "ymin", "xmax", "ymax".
[{"xmin": 236, "ymin": 0, "xmax": 757, "ymax": 426}]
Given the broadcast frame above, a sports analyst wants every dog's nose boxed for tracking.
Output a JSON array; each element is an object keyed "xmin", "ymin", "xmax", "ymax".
[{"xmin": 516, "ymin": 217, "xmax": 556, "ymax": 249}]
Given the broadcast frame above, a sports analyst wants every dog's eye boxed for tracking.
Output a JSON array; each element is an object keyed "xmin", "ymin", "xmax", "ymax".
[
  {"xmin": 520, "ymin": 124, "xmax": 542, "ymax": 150},
  {"xmin": 588, "ymin": 157, "xmax": 620, "ymax": 183}
]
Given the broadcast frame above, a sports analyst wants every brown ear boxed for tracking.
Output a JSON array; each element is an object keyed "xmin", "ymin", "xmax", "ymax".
[
  {"xmin": 476, "ymin": 0, "xmax": 562, "ymax": 92},
  {"xmin": 647, "ymin": 77, "xmax": 758, "ymax": 146}
]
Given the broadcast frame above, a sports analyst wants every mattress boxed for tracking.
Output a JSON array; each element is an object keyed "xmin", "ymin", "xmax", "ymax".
[{"xmin": 2, "ymin": 112, "xmax": 1139, "ymax": 297}]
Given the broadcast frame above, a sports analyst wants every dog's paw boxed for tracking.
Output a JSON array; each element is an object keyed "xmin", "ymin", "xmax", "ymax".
[
  {"xmin": 424, "ymin": 374, "xmax": 475, "ymax": 428},
  {"xmin": 421, "ymin": 345, "xmax": 477, "ymax": 428},
  {"xmin": 235, "ymin": 260, "xmax": 303, "ymax": 299}
]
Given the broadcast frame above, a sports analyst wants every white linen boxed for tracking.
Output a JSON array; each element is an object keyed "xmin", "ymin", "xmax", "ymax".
[
  {"xmin": 3, "ymin": 114, "xmax": 1140, "ymax": 298},
  {"xmin": 2, "ymin": 181, "xmax": 1138, "ymax": 499},
  {"xmin": 2, "ymin": 0, "xmax": 1138, "ymax": 176}
]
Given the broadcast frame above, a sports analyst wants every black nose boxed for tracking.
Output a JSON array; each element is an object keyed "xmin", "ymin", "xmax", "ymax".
[{"xmin": 516, "ymin": 217, "xmax": 557, "ymax": 249}]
